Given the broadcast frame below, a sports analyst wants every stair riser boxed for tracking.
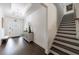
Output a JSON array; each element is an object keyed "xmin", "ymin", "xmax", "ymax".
[{"xmin": 50, "ymin": 47, "xmax": 69, "ymax": 55}]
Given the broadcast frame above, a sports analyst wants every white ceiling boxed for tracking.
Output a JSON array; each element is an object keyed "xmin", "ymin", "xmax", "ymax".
[
  {"xmin": 0, "ymin": 3, "xmax": 32, "ymax": 18},
  {"xmin": 25, "ymin": 3, "xmax": 42, "ymax": 16},
  {"xmin": 11, "ymin": 3, "xmax": 32, "ymax": 17},
  {"xmin": 0, "ymin": 3, "xmax": 43, "ymax": 18}
]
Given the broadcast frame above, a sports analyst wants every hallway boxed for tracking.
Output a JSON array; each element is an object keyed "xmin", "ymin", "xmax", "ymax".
[{"xmin": 0, "ymin": 3, "xmax": 79, "ymax": 55}]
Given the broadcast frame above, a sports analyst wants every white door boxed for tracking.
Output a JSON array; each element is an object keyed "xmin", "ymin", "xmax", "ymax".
[{"xmin": 3, "ymin": 16, "xmax": 24, "ymax": 37}]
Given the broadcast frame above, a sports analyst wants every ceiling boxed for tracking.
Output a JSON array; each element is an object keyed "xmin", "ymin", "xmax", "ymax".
[
  {"xmin": 0, "ymin": 3, "xmax": 41, "ymax": 17},
  {"xmin": 0, "ymin": 3, "xmax": 42, "ymax": 19},
  {"xmin": 0, "ymin": 3, "xmax": 32, "ymax": 18}
]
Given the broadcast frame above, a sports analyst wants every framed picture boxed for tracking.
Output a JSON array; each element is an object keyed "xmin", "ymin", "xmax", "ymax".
[{"xmin": 66, "ymin": 3, "xmax": 73, "ymax": 11}]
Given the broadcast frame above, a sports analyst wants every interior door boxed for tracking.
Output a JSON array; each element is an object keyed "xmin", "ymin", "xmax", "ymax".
[{"xmin": 3, "ymin": 16, "xmax": 24, "ymax": 37}]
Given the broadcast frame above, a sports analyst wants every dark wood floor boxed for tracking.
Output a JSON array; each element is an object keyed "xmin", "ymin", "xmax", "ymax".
[{"xmin": 0, "ymin": 37, "xmax": 46, "ymax": 55}]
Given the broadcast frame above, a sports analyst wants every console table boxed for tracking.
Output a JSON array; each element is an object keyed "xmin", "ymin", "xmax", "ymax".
[{"xmin": 22, "ymin": 32, "xmax": 34, "ymax": 42}]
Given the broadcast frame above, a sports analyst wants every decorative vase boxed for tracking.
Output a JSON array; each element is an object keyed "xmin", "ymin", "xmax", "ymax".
[{"xmin": 28, "ymin": 25, "xmax": 31, "ymax": 33}]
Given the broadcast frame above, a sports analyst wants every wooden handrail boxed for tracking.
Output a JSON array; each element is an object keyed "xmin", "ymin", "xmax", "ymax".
[{"xmin": 74, "ymin": 18, "xmax": 79, "ymax": 20}]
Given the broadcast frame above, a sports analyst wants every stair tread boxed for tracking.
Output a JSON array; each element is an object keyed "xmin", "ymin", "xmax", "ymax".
[
  {"xmin": 54, "ymin": 40, "xmax": 79, "ymax": 51},
  {"xmin": 61, "ymin": 23, "xmax": 75, "ymax": 25},
  {"xmin": 60, "ymin": 25, "xmax": 75, "ymax": 27},
  {"xmin": 59, "ymin": 25, "xmax": 75, "ymax": 27},
  {"xmin": 53, "ymin": 42, "xmax": 79, "ymax": 54},
  {"xmin": 56, "ymin": 36, "xmax": 78, "ymax": 42},
  {"xmin": 61, "ymin": 21, "xmax": 75, "ymax": 22},
  {"xmin": 49, "ymin": 49, "xmax": 59, "ymax": 55},
  {"xmin": 61, "ymin": 22, "xmax": 75, "ymax": 24},
  {"xmin": 55, "ymin": 37, "xmax": 79, "ymax": 47},
  {"xmin": 51, "ymin": 45, "xmax": 77, "ymax": 55},
  {"xmin": 58, "ymin": 28, "xmax": 76, "ymax": 31},
  {"xmin": 57, "ymin": 32, "xmax": 76, "ymax": 35},
  {"xmin": 60, "ymin": 24, "xmax": 75, "ymax": 26},
  {"xmin": 56, "ymin": 35, "xmax": 78, "ymax": 40},
  {"xmin": 50, "ymin": 47, "xmax": 69, "ymax": 55},
  {"xmin": 61, "ymin": 21, "xmax": 75, "ymax": 23},
  {"xmin": 56, "ymin": 33, "xmax": 76, "ymax": 39},
  {"xmin": 57, "ymin": 31, "xmax": 76, "ymax": 35},
  {"xmin": 59, "ymin": 26, "xmax": 76, "ymax": 28},
  {"xmin": 59, "ymin": 27, "xmax": 76, "ymax": 30}
]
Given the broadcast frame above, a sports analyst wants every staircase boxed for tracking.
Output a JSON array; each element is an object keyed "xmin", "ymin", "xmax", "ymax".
[{"xmin": 49, "ymin": 13, "xmax": 79, "ymax": 55}]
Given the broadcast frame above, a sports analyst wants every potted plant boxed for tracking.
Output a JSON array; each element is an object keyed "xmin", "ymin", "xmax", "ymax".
[{"xmin": 28, "ymin": 25, "xmax": 31, "ymax": 33}]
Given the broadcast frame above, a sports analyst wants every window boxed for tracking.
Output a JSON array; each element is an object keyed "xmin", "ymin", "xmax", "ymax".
[{"xmin": 66, "ymin": 4, "xmax": 73, "ymax": 11}]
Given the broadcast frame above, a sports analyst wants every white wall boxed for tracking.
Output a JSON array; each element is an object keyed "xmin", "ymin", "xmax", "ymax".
[
  {"xmin": 0, "ymin": 7, "xmax": 5, "ymax": 29},
  {"xmin": 54, "ymin": 3, "xmax": 64, "ymax": 27},
  {"xmin": 0, "ymin": 3, "xmax": 11, "ymax": 38},
  {"xmin": 44, "ymin": 4, "xmax": 57, "ymax": 53},
  {"xmin": 26, "ymin": 5, "xmax": 48, "ymax": 53},
  {"xmin": 26, "ymin": 4, "xmax": 57, "ymax": 54},
  {"xmin": 75, "ymin": 4, "xmax": 79, "ymax": 18},
  {"xmin": 24, "ymin": 15, "xmax": 33, "ymax": 32},
  {"xmin": 26, "ymin": 3, "xmax": 42, "ymax": 16}
]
